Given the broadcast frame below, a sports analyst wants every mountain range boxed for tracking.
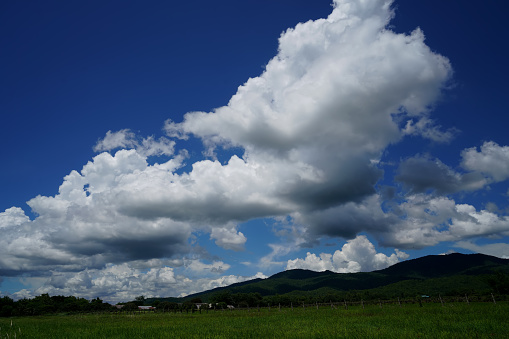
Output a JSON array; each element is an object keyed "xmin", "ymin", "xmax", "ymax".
[{"xmin": 148, "ymin": 253, "xmax": 509, "ymax": 303}]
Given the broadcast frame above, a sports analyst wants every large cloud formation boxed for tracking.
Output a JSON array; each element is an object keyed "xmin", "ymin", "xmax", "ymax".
[{"xmin": 2, "ymin": 0, "xmax": 509, "ymax": 302}]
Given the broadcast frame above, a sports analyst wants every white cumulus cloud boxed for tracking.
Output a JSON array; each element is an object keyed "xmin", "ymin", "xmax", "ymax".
[
  {"xmin": 286, "ymin": 235, "xmax": 408, "ymax": 273},
  {"xmin": 0, "ymin": 207, "xmax": 30, "ymax": 228},
  {"xmin": 461, "ymin": 141, "xmax": 509, "ymax": 182}
]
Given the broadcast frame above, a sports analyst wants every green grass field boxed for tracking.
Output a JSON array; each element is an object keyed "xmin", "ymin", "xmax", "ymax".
[{"xmin": 1, "ymin": 302, "xmax": 508, "ymax": 338}]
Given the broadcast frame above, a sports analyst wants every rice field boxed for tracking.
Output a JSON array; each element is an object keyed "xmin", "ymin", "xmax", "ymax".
[{"xmin": 1, "ymin": 302, "xmax": 508, "ymax": 338}]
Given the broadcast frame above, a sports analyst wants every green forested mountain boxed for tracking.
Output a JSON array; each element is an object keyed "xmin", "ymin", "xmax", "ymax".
[
  {"xmin": 148, "ymin": 253, "xmax": 509, "ymax": 304},
  {"xmin": 377, "ymin": 252, "xmax": 509, "ymax": 278}
]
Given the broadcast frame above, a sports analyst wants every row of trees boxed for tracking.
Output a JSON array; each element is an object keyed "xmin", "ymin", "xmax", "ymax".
[{"xmin": 0, "ymin": 294, "xmax": 113, "ymax": 317}]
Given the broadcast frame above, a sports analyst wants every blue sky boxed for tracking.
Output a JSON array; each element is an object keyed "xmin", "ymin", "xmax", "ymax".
[{"xmin": 1, "ymin": 0, "xmax": 509, "ymax": 303}]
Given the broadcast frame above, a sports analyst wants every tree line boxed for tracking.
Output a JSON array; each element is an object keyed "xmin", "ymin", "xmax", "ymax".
[{"xmin": 0, "ymin": 294, "xmax": 113, "ymax": 317}]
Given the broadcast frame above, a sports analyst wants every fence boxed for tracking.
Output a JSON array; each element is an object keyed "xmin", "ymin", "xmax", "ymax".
[{"xmin": 202, "ymin": 293, "xmax": 507, "ymax": 313}]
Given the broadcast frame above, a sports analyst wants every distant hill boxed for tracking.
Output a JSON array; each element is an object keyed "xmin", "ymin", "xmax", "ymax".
[
  {"xmin": 146, "ymin": 253, "xmax": 509, "ymax": 304},
  {"xmin": 377, "ymin": 252, "xmax": 509, "ymax": 278}
]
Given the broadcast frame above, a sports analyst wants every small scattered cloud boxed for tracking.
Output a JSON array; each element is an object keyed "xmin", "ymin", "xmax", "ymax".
[
  {"xmin": 94, "ymin": 129, "xmax": 176, "ymax": 157},
  {"xmin": 185, "ymin": 260, "xmax": 231, "ymax": 275},
  {"xmin": 93, "ymin": 129, "xmax": 138, "ymax": 152},
  {"xmin": 210, "ymin": 227, "xmax": 247, "ymax": 251},
  {"xmin": 402, "ymin": 116, "xmax": 458, "ymax": 143},
  {"xmin": 461, "ymin": 141, "xmax": 509, "ymax": 182}
]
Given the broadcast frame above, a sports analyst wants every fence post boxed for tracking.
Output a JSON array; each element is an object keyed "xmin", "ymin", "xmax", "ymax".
[
  {"xmin": 465, "ymin": 294, "xmax": 469, "ymax": 305},
  {"xmin": 491, "ymin": 293, "xmax": 497, "ymax": 304}
]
